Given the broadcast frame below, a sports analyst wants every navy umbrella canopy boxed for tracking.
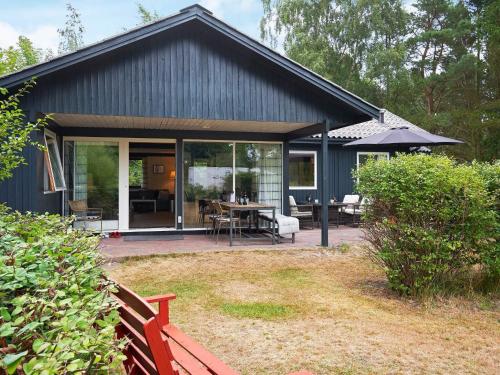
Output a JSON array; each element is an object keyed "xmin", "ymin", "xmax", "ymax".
[{"xmin": 343, "ymin": 127, "xmax": 463, "ymax": 147}]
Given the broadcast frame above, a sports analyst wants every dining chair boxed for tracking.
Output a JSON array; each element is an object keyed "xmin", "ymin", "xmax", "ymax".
[{"xmin": 213, "ymin": 201, "xmax": 241, "ymax": 243}]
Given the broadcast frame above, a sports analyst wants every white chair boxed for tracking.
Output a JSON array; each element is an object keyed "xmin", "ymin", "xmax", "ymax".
[
  {"xmin": 341, "ymin": 195, "xmax": 363, "ymax": 226},
  {"xmin": 343, "ymin": 196, "xmax": 365, "ymax": 215},
  {"xmin": 259, "ymin": 212, "xmax": 299, "ymax": 243},
  {"xmin": 289, "ymin": 196, "xmax": 314, "ymax": 229}
]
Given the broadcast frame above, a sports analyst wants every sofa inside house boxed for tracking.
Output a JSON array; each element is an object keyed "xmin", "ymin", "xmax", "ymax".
[{"xmin": 129, "ymin": 189, "xmax": 175, "ymax": 212}]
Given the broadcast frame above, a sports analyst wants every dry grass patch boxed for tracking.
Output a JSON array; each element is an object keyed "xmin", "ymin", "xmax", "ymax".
[{"xmin": 109, "ymin": 248, "xmax": 499, "ymax": 375}]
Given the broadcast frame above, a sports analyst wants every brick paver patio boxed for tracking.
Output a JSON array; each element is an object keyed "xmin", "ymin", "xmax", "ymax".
[{"xmin": 100, "ymin": 226, "xmax": 365, "ymax": 260}]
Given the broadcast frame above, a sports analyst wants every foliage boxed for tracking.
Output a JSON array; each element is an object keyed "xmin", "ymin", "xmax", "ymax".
[
  {"xmin": 0, "ymin": 37, "xmax": 47, "ymax": 77},
  {"xmin": 137, "ymin": 3, "xmax": 161, "ymax": 24},
  {"xmin": 261, "ymin": 0, "xmax": 408, "ymax": 104},
  {"xmin": 356, "ymin": 154, "xmax": 498, "ymax": 296},
  {"xmin": 58, "ymin": 3, "xmax": 85, "ymax": 54},
  {"xmin": 471, "ymin": 160, "xmax": 500, "ymax": 280},
  {"xmin": 83, "ymin": 144, "xmax": 119, "ymax": 220},
  {"xmin": 0, "ymin": 80, "xmax": 48, "ymax": 183},
  {"xmin": 129, "ymin": 159, "xmax": 144, "ymax": 187},
  {"xmin": 0, "ymin": 207, "xmax": 125, "ymax": 374},
  {"xmin": 261, "ymin": 0, "xmax": 500, "ymax": 161},
  {"xmin": 184, "ymin": 183, "xmax": 222, "ymax": 202}
]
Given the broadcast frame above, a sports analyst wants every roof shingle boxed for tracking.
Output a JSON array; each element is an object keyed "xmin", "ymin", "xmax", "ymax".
[{"xmin": 312, "ymin": 110, "xmax": 426, "ymax": 140}]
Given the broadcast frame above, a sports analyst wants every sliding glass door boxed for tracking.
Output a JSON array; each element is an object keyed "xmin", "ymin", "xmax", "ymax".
[
  {"xmin": 183, "ymin": 141, "xmax": 282, "ymax": 229},
  {"xmin": 183, "ymin": 142, "xmax": 234, "ymax": 228}
]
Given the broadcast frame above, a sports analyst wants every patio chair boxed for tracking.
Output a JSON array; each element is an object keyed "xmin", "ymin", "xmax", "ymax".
[
  {"xmin": 343, "ymin": 196, "xmax": 369, "ymax": 226},
  {"xmin": 197, "ymin": 199, "xmax": 209, "ymax": 224},
  {"xmin": 213, "ymin": 201, "xmax": 242, "ymax": 243},
  {"xmin": 205, "ymin": 200, "xmax": 220, "ymax": 236},
  {"xmin": 340, "ymin": 194, "xmax": 361, "ymax": 226},
  {"xmin": 289, "ymin": 196, "xmax": 314, "ymax": 229},
  {"xmin": 68, "ymin": 199, "xmax": 103, "ymax": 232}
]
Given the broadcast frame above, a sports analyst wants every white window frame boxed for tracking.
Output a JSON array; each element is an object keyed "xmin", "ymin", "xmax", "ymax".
[
  {"xmin": 43, "ymin": 130, "xmax": 66, "ymax": 193},
  {"xmin": 289, "ymin": 150, "xmax": 317, "ymax": 190},
  {"xmin": 356, "ymin": 151, "xmax": 390, "ymax": 170}
]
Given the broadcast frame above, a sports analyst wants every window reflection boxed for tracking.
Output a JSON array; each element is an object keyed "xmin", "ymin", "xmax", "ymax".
[{"xmin": 183, "ymin": 142, "xmax": 233, "ymax": 228}]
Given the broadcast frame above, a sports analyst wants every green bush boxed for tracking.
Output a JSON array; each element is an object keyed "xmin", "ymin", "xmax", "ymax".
[
  {"xmin": 0, "ymin": 207, "xmax": 125, "ymax": 374},
  {"xmin": 356, "ymin": 154, "xmax": 499, "ymax": 296},
  {"xmin": 471, "ymin": 161, "xmax": 500, "ymax": 281}
]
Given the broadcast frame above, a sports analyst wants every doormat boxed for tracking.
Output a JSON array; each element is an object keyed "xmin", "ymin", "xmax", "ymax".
[{"xmin": 123, "ymin": 234, "xmax": 184, "ymax": 241}]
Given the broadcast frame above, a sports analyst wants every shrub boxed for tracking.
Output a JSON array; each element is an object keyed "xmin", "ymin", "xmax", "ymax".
[
  {"xmin": 0, "ymin": 207, "xmax": 125, "ymax": 374},
  {"xmin": 356, "ymin": 154, "xmax": 498, "ymax": 296},
  {"xmin": 471, "ymin": 161, "xmax": 500, "ymax": 282}
]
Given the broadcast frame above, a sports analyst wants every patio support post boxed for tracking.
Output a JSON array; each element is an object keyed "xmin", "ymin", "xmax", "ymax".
[
  {"xmin": 321, "ymin": 120, "xmax": 331, "ymax": 247},
  {"xmin": 175, "ymin": 139, "xmax": 183, "ymax": 230},
  {"xmin": 282, "ymin": 140, "xmax": 290, "ymax": 215}
]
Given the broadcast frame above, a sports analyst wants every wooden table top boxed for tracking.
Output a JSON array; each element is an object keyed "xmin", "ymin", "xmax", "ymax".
[
  {"xmin": 308, "ymin": 202, "xmax": 348, "ymax": 206},
  {"xmin": 220, "ymin": 201, "xmax": 275, "ymax": 210}
]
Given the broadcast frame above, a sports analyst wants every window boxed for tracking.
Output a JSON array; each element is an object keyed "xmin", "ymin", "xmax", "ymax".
[
  {"xmin": 63, "ymin": 141, "xmax": 119, "ymax": 223},
  {"xmin": 356, "ymin": 152, "xmax": 390, "ymax": 169},
  {"xmin": 183, "ymin": 142, "xmax": 283, "ymax": 228},
  {"xmin": 289, "ymin": 151, "xmax": 317, "ymax": 190},
  {"xmin": 235, "ymin": 143, "xmax": 282, "ymax": 210},
  {"xmin": 44, "ymin": 131, "xmax": 66, "ymax": 192},
  {"xmin": 183, "ymin": 142, "xmax": 234, "ymax": 228}
]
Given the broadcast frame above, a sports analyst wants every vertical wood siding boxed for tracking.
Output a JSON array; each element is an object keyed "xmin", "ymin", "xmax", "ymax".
[
  {"xmin": 23, "ymin": 22, "xmax": 356, "ymax": 125},
  {"xmin": 0, "ymin": 131, "xmax": 62, "ymax": 214}
]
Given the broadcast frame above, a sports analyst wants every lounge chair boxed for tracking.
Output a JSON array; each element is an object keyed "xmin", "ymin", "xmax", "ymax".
[{"xmin": 259, "ymin": 212, "xmax": 299, "ymax": 243}]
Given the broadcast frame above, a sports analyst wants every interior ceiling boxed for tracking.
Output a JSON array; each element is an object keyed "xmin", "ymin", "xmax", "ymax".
[{"xmin": 50, "ymin": 113, "xmax": 312, "ymax": 134}]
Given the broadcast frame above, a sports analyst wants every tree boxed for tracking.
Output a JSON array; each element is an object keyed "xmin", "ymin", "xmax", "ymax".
[
  {"xmin": 0, "ymin": 80, "xmax": 48, "ymax": 182},
  {"xmin": 58, "ymin": 3, "xmax": 85, "ymax": 54},
  {"xmin": 137, "ymin": 3, "xmax": 161, "ymax": 24},
  {"xmin": 0, "ymin": 36, "xmax": 43, "ymax": 76},
  {"xmin": 261, "ymin": 0, "xmax": 410, "ymax": 106},
  {"xmin": 261, "ymin": 0, "xmax": 499, "ymax": 161}
]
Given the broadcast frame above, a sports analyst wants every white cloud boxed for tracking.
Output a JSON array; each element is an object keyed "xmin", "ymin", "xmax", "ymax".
[
  {"xmin": 200, "ymin": 0, "xmax": 260, "ymax": 18},
  {"xmin": 0, "ymin": 21, "xmax": 58, "ymax": 52},
  {"xmin": 0, "ymin": 22, "xmax": 20, "ymax": 49}
]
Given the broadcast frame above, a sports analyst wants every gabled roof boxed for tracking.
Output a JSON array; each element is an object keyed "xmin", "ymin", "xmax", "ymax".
[
  {"xmin": 311, "ymin": 110, "xmax": 426, "ymax": 140},
  {"xmin": 0, "ymin": 4, "xmax": 379, "ymax": 119}
]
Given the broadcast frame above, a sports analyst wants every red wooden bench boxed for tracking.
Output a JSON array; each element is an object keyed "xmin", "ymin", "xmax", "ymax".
[{"xmin": 112, "ymin": 282, "xmax": 312, "ymax": 375}]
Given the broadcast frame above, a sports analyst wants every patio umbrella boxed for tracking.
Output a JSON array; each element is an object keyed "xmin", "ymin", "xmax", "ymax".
[{"xmin": 343, "ymin": 126, "xmax": 463, "ymax": 148}]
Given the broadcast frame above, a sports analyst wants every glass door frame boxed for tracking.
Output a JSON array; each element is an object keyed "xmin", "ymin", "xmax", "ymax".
[
  {"xmin": 182, "ymin": 139, "xmax": 284, "ymax": 230},
  {"xmin": 62, "ymin": 136, "xmax": 176, "ymax": 231}
]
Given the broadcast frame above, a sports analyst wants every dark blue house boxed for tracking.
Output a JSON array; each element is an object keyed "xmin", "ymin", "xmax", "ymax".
[{"xmin": 0, "ymin": 4, "xmax": 417, "ymax": 245}]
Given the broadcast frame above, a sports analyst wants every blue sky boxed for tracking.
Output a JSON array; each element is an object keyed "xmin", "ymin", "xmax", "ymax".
[{"xmin": 0, "ymin": 1, "xmax": 264, "ymax": 52}]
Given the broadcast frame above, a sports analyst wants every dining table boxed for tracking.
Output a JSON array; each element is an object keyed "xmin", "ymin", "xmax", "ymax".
[
  {"xmin": 219, "ymin": 201, "xmax": 276, "ymax": 246},
  {"xmin": 310, "ymin": 201, "xmax": 349, "ymax": 227}
]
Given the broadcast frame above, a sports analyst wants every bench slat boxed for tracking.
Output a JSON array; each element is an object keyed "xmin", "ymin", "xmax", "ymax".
[
  {"xmin": 119, "ymin": 318, "xmax": 154, "ymax": 362},
  {"xmin": 128, "ymin": 340, "xmax": 159, "ymax": 375},
  {"xmin": 167, "ymin": 338, "xmax": 213, "ymax": 375},
  {"xmin": 116, "ymin": 283, "xmax": 157, "ymax": 320},
  {"xmin": 164, "ymin": 324, "xmax": 239, "ymax": 375},
  {"xmin": 118, "ymin": 304, "xmax": 147, "ymax": 336}
]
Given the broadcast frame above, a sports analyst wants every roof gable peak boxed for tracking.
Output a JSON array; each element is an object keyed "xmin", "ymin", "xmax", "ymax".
[{"xmin": 180, "ymin": 4, "xmax": 213, "ymax": 15}]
